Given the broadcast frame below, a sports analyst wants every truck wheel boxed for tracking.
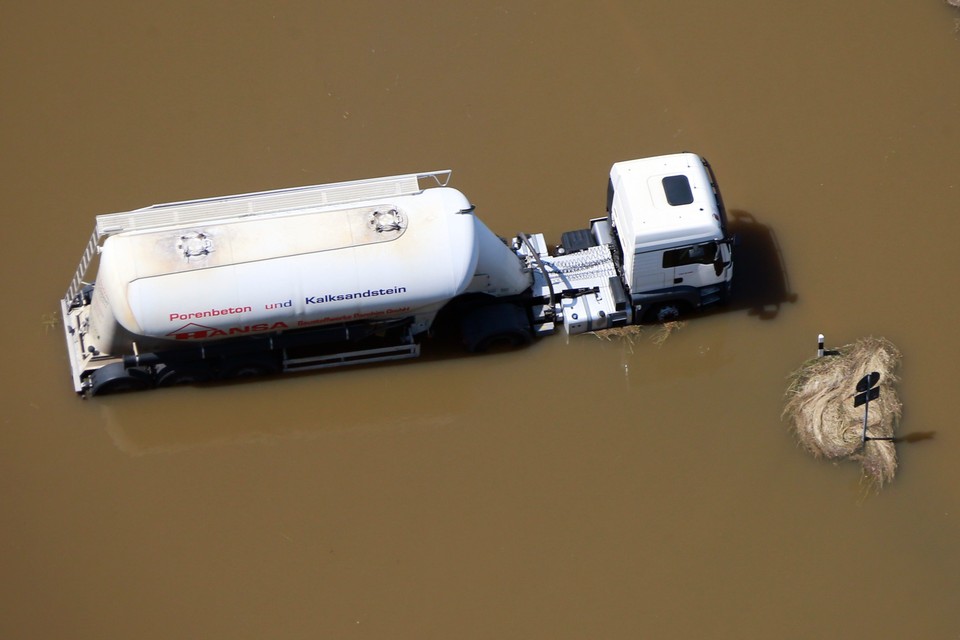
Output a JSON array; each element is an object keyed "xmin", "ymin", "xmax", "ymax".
[
  {"xmin": 155, "ymin": 363, "xmax": 215, "ymax": 387},
  {"xmin": 221, "ymin": 356, "xmax": 280, "ymax": 379},
  {"xmin": 461, "ymin": 303, "xmax": 533, "ymax": 353},
  {"xmin": 89, "ymin": 363, "xmax": 151, "ymax": 396},
  {"xmin": 646, "ymin": 302, "xmax": 685, "ymax": 324}
]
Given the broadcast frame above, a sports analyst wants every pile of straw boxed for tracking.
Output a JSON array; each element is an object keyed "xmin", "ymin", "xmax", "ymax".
[
  {"xmin": 593, "ymin": 321, "xmax": 685, "ymax": 349},
  {"xmin": 783, "ymin": 337, "xmax": 902, "ymax": 488}
]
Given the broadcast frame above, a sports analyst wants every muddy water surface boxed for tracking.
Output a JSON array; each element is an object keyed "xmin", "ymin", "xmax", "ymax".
[{"xmin": 3, "ymin": 2, "xmax": 960, "ymax": 638}]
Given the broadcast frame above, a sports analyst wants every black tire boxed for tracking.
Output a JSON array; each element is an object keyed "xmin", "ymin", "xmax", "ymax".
[
  {"xmin": 220, "ymin": 355, "xmax": 280, "ymax": 379},
  {"xmin": 645, "ymin": 301, "xmax": 686, "ymax": 324},
  {"xmin": 89, "ymin": 363, "xmax": 152, "ymax": 396},
  {"xmin": 155, "ymin": 363, "xmax": 215, "ymax": 387},
  {"xmin": 460, "ymin": 303, "xmax": 533, "ymax": 353}
]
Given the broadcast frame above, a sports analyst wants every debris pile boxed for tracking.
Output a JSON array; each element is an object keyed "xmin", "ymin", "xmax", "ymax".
[
  {"xmin": 593, "ymin": 321, "xmax": 685, "ymax": 349},
  {"xmin": 783, "ymin": 337, "xmax": 902, "ymax": 488}
]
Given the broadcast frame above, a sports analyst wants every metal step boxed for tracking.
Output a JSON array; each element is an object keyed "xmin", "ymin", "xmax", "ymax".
[
  {"xmin": 282, "ymin": 342, "xmax": 421, "ymax": 373},
  {"xmin": 700, "ymin": 285, "xmax": 722, "ymax": 306}
]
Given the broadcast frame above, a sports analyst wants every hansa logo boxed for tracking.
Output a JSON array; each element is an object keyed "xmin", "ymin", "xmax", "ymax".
[
  {"xmin": 167, "ymin": 322, "xmax": 289, "ymax": 340},
  {"xmin": 167, "ymin": 323, "xmax": 218, "ymax": 340}
]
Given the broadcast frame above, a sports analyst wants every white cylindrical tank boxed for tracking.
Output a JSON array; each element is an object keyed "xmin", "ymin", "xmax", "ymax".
[{"xmin": 90, "ymin": 187, "xmax": 507, "ymax": 347}]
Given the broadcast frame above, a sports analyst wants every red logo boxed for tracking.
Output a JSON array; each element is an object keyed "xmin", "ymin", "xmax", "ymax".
[{"xmin": 166, "ymin": 322, "xmax": 289, "ymax": 340}]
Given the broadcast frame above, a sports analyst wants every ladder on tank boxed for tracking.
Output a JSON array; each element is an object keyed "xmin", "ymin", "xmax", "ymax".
[{"xmin": 64, "ymin": 229, "xmax": 100, "ymax": 306}]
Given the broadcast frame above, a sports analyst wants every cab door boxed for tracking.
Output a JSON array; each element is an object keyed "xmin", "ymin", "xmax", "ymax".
[{"xmin": 662, "ymin": 241, "xmax": 720, "ymax": 288}]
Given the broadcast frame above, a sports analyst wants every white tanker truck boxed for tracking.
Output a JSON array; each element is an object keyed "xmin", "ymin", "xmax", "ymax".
[{"xmin": 60, "ymin": 152, "xmax": 733, "ymax": 396}]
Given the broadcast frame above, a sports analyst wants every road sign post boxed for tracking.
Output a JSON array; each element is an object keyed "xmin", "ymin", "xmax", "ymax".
[{"xmin": 855, "ymin": 371, "xmax": 892, "ymax": 442}]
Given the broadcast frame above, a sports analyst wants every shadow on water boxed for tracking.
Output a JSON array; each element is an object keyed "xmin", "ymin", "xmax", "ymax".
[
  {"xmin": 893, "ymin": 431, "xmax": 936, "ymax": 444},
  {"xmin": 725, "ymin": 209, "xmax": 798, "ymax": 319},
  {"xmin": 93, "ymin": 330, "xmax": 528, "ymax": 455},
  {"xmin": 95, "ymin": 357, "xmax": 462, "ymax": 456}
]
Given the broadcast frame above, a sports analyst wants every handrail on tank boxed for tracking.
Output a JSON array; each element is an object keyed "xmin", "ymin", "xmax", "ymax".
[
  {"xmin": 418, "ymin": 169, "xmax": 452, "ymax": 188},
  {"xmin": 93, "ymin": 169, "xmax": 455, "ymax": 239}
]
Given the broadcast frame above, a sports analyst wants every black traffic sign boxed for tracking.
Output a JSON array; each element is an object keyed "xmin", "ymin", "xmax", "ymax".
[{"xmin": 854, "ymin": 372, "xmax": 880, "ymax": 408}]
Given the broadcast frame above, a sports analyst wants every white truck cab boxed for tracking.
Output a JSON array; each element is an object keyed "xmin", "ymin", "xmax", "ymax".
[{"xmin": 606, "ymin": 152, "xmax": 732, "ymax": 322}]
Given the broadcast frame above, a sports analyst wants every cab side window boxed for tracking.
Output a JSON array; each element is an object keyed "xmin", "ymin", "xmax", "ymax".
[{"xmin": 662, "ymin": 242, "xmax": 718, "ymax": 268}]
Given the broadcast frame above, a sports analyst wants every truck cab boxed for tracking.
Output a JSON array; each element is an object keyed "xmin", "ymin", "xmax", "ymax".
[{"xmin": 606, "ymin": 152, "xmax": 733, "ymax": 322}]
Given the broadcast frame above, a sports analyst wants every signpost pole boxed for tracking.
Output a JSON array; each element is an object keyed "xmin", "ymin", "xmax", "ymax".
[
  {"xmin": 861, "ymin": 388, "xmax": 871, "ymax": 443},
  {"xmin": 855, "ymin": 372, "xmax": 882, "ymax": 443}
]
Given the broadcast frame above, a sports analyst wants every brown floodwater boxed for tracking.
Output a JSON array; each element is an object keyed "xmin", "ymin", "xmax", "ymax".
[{"xmin": 3, "ymin": 1, "xmax": 960, "ymax": 638}]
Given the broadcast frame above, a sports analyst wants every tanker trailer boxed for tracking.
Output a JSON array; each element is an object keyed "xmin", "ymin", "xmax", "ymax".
[
  {"xmin": 61, "ymin": 152, "xmax": 733, "ymax": 396},
  {"xmin": 61, "ymin": 171, "xmax": 533, "ymax": 396}
]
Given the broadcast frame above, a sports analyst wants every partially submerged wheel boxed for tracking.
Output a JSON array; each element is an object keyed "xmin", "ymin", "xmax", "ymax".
[
  {"xmin": 646, "ymin": 301, "xmax": 685, "ymax": 324},
  {"xmin": 460, "ymin": 303, "xmax": 533, "ymax": 353},
  {"xmin": 89, "ymin": 363, "xmax": 151, "ymax": 396},
  {"xmin": 220, "ymin": 355, "xmax": 280, "ymax": 380},
  {"xmin": 154, "ymin": 363, "xmax": 216, "ymax": 387}
]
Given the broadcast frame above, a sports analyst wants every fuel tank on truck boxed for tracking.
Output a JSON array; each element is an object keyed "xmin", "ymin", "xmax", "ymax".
[{"xmin": 88, "ymin": 186, "xmax": 507, "ymax": 351}]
